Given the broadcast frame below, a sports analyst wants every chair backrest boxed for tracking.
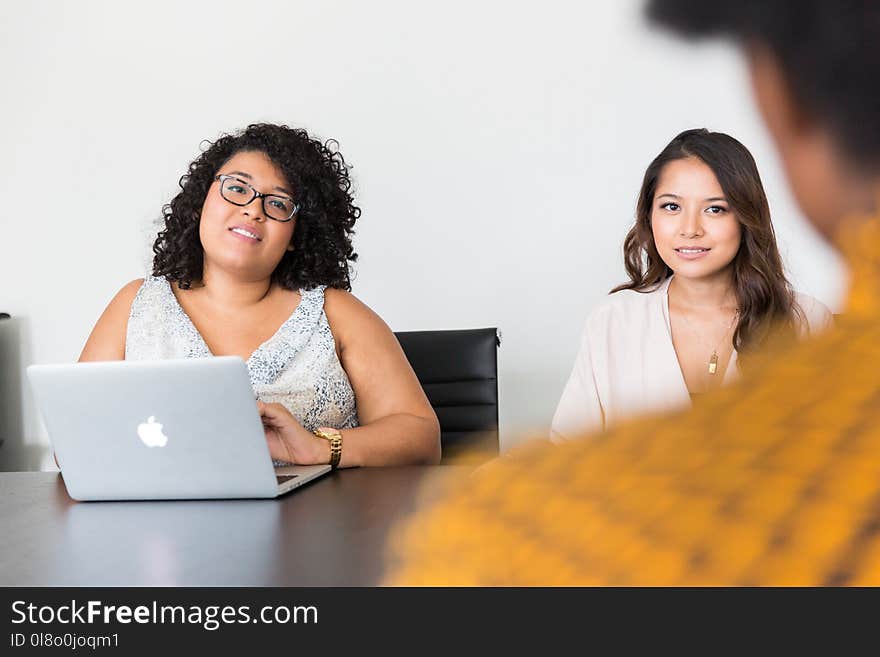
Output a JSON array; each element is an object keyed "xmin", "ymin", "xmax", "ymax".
[{"xmin": 395, "ymin": 327, "xmax": 500, "ymax": 464}]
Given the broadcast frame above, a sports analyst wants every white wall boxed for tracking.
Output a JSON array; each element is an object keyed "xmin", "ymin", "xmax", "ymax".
[{"xmin": 0, "ymin": 1, "xmax": 846, "ymax": 468}]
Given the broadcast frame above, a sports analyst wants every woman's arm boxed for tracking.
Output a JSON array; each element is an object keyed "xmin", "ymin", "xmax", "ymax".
[
  {"xmin": 78, "ymin": 279, "xmax": 144, "ymax": 362},
  {"xmin": 550, "ymin": 317, "xmax": 606, "ymax": 442},
  {"xmin": 794, "ymin": 292, "xmax": 835, "ymax": 336},
  {"xmin": 323, "ymin": 288, "xmax": 441, "ymax": 466}
]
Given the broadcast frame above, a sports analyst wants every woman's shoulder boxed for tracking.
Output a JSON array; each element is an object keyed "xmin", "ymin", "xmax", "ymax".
[
  {"xmin": 78, "ymin": 278, "xmax": 146, "ymax": 361},
  {"xmin": 583, "ymin": 281, "xmax": 668, "ymax": 328},
  {"xmin": 792, "ymin": 290, "xmax": 835, "ymax": 334},
  {"xmin": 102, "ymin": 278, "xmax": 150, "ymax": 326},
  {"xmin": 112, "ymin": 278, "xmax": 148, "ymax": 310},
  {"xmin": 126, "ymin": 275, "xmax": 180, "ymax": 314},
  {"xmin": 323, "ymin": 287, "xmax": 373, "ymax": 316},
  {"xmin": 322, "ymin": 288, "xmax": 389, "ymax": 339}
]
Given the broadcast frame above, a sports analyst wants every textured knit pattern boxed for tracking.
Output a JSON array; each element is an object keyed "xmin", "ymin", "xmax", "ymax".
[
  {"xmin": 388, "ymin": 214, "xmax": 880, "ymax": 586},
  {"xmin": 126, "ymin": 277, "xmax": 359, "ymax": 441}
]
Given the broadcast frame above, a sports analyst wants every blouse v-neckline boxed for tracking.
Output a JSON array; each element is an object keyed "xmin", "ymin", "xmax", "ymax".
[
  {"xmin": 160, "ymin": 278, "xmax": 325, "ymax": 386},
  {"xmin": 165, "ymin": 280, "xmax": 305, "ymax": 364},
  {"xmin": 659, "ymin": 276, "xmax": 739, "ymax": 398}
]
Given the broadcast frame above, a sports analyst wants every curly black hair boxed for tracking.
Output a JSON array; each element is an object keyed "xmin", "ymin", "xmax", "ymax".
[{"xmin": 152, "ymin": 123, "xmax": 360, "ymax": 290}]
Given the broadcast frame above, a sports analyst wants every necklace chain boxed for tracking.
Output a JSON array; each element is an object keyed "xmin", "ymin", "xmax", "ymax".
[{"xmin": 676, "ymin": 306, "xmax": 739, "ymax": 375}]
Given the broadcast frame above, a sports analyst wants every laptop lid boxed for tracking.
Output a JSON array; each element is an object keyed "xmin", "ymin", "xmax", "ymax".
[{"xmin": 27, "ymin": 357, "xmax": 283, "ymax": 501}]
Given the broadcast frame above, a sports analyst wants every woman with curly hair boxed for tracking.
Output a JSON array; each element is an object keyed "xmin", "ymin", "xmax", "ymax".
[
  {"xmin": 550, "ymin": 128, "xmax": 833, "ymax": 441},
  {"xmin": 79, "ymin": 123, "xmax": 441, "ymax": 467}
]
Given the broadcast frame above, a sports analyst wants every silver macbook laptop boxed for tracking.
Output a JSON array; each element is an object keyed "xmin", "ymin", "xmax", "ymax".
[{"xmin": 27, "ymin": 356, "xmax": 331, "ymax": 501}]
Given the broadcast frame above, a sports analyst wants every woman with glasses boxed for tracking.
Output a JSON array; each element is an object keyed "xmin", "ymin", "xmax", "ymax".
[
  {"xmin": 79, "ymin": 123, "xmax": 441, "ymax": 468},
  {"xmin": 550, "ymin": 128, "xmax": 833, "ymax": 441}
]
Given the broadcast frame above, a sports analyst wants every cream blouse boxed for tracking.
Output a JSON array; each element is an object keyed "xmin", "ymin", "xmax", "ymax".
[{"xmin": 550, "ymin": 277, "xmax": 834, "ymax": 442}]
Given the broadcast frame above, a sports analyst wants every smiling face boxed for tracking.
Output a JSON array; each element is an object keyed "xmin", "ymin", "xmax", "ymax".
[
  {"xmin": 198, "ymin": 150, "xmax": 297, "ymax": 282},
  {"xmin": 650, "ymin": 157, "xmax": 742, "ymax": 282}
]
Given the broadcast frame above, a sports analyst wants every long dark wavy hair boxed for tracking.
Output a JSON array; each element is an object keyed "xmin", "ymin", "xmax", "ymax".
[
  {"xmin": 152, "ymin": 123, "xmax": 359, "ymax": 291},
  {"xmin": 612, "ymin": 128, "xmax": 802, "ymax": 356}
]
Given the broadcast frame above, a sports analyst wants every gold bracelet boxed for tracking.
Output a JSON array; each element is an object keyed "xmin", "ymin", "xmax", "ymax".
[{"xmin": 313, "ymin": 429, "xmax": 343, "ymax": 469}]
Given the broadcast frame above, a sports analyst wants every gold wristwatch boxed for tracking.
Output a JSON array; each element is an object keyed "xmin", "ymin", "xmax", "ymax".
[{"xmin": 313, "ymin": 428, "xmax": 343, "ymax": 469}]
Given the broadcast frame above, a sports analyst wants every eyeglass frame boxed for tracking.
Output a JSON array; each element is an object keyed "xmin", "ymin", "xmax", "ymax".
[{"xmin": 214, "ymin": 174, "xmax": 300, "ymax": 222}]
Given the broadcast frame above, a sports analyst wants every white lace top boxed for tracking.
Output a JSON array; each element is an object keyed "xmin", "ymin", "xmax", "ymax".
[{"xmin": 125, "ymin": 276, "xmax": 359, "ymax": 438}]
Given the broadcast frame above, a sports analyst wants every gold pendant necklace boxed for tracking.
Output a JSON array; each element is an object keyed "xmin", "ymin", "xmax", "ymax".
[
  {"xmin": 706, "ymin": 312, "xmax": 738, "ymax": 374},
  {"xmin": 678, "ymin": 307, "xmax": 739, "ymax": 375}
]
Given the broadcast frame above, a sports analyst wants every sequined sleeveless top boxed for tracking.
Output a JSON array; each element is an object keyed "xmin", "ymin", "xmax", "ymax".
[{"xmin": 125, "ymin": 276, "xmax": 359, "ymax": 433}]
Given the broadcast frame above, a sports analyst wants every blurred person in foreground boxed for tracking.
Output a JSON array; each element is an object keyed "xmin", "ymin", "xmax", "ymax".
[{"xmin": 386, "ymin": 0, "xmax": 880, "ymax": 585}]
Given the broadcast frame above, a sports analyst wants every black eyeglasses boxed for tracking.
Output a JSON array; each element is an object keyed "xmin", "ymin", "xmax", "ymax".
[{"xmin": 214, "ymin": 174, "xmax": 299, "ymax": 222}]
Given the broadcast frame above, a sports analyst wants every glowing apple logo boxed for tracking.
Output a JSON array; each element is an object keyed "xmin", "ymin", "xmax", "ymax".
[{"xmin": 137, "ymin": 416, "xmax": 169, "ymax": 448}]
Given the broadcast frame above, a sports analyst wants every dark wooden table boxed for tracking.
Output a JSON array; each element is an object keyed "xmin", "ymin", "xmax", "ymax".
[{"xmin": 0, "ymin": 466, "xmax": 468, "ymax": 586}]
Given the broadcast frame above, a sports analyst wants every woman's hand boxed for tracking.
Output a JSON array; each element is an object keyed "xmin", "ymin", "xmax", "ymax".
[{"xmin": 257, "ymin": 401, "xmax": 330, "ymax": 465}]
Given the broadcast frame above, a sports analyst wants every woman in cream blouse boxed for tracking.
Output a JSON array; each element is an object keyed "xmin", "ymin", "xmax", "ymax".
[{"xmin": 551, "ymin": 129, "xmax": 833, "ymax": 441}]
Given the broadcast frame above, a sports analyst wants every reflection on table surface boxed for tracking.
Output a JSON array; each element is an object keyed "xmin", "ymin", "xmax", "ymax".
[{"xmin": 0, "ymin": 466, "xmax": 471, "ymax": 586}]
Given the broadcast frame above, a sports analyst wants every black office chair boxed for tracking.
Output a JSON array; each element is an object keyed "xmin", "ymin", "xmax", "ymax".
[{"xmin": 395, "ymin": 327, "xmax": 500, "ymax": 464}]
